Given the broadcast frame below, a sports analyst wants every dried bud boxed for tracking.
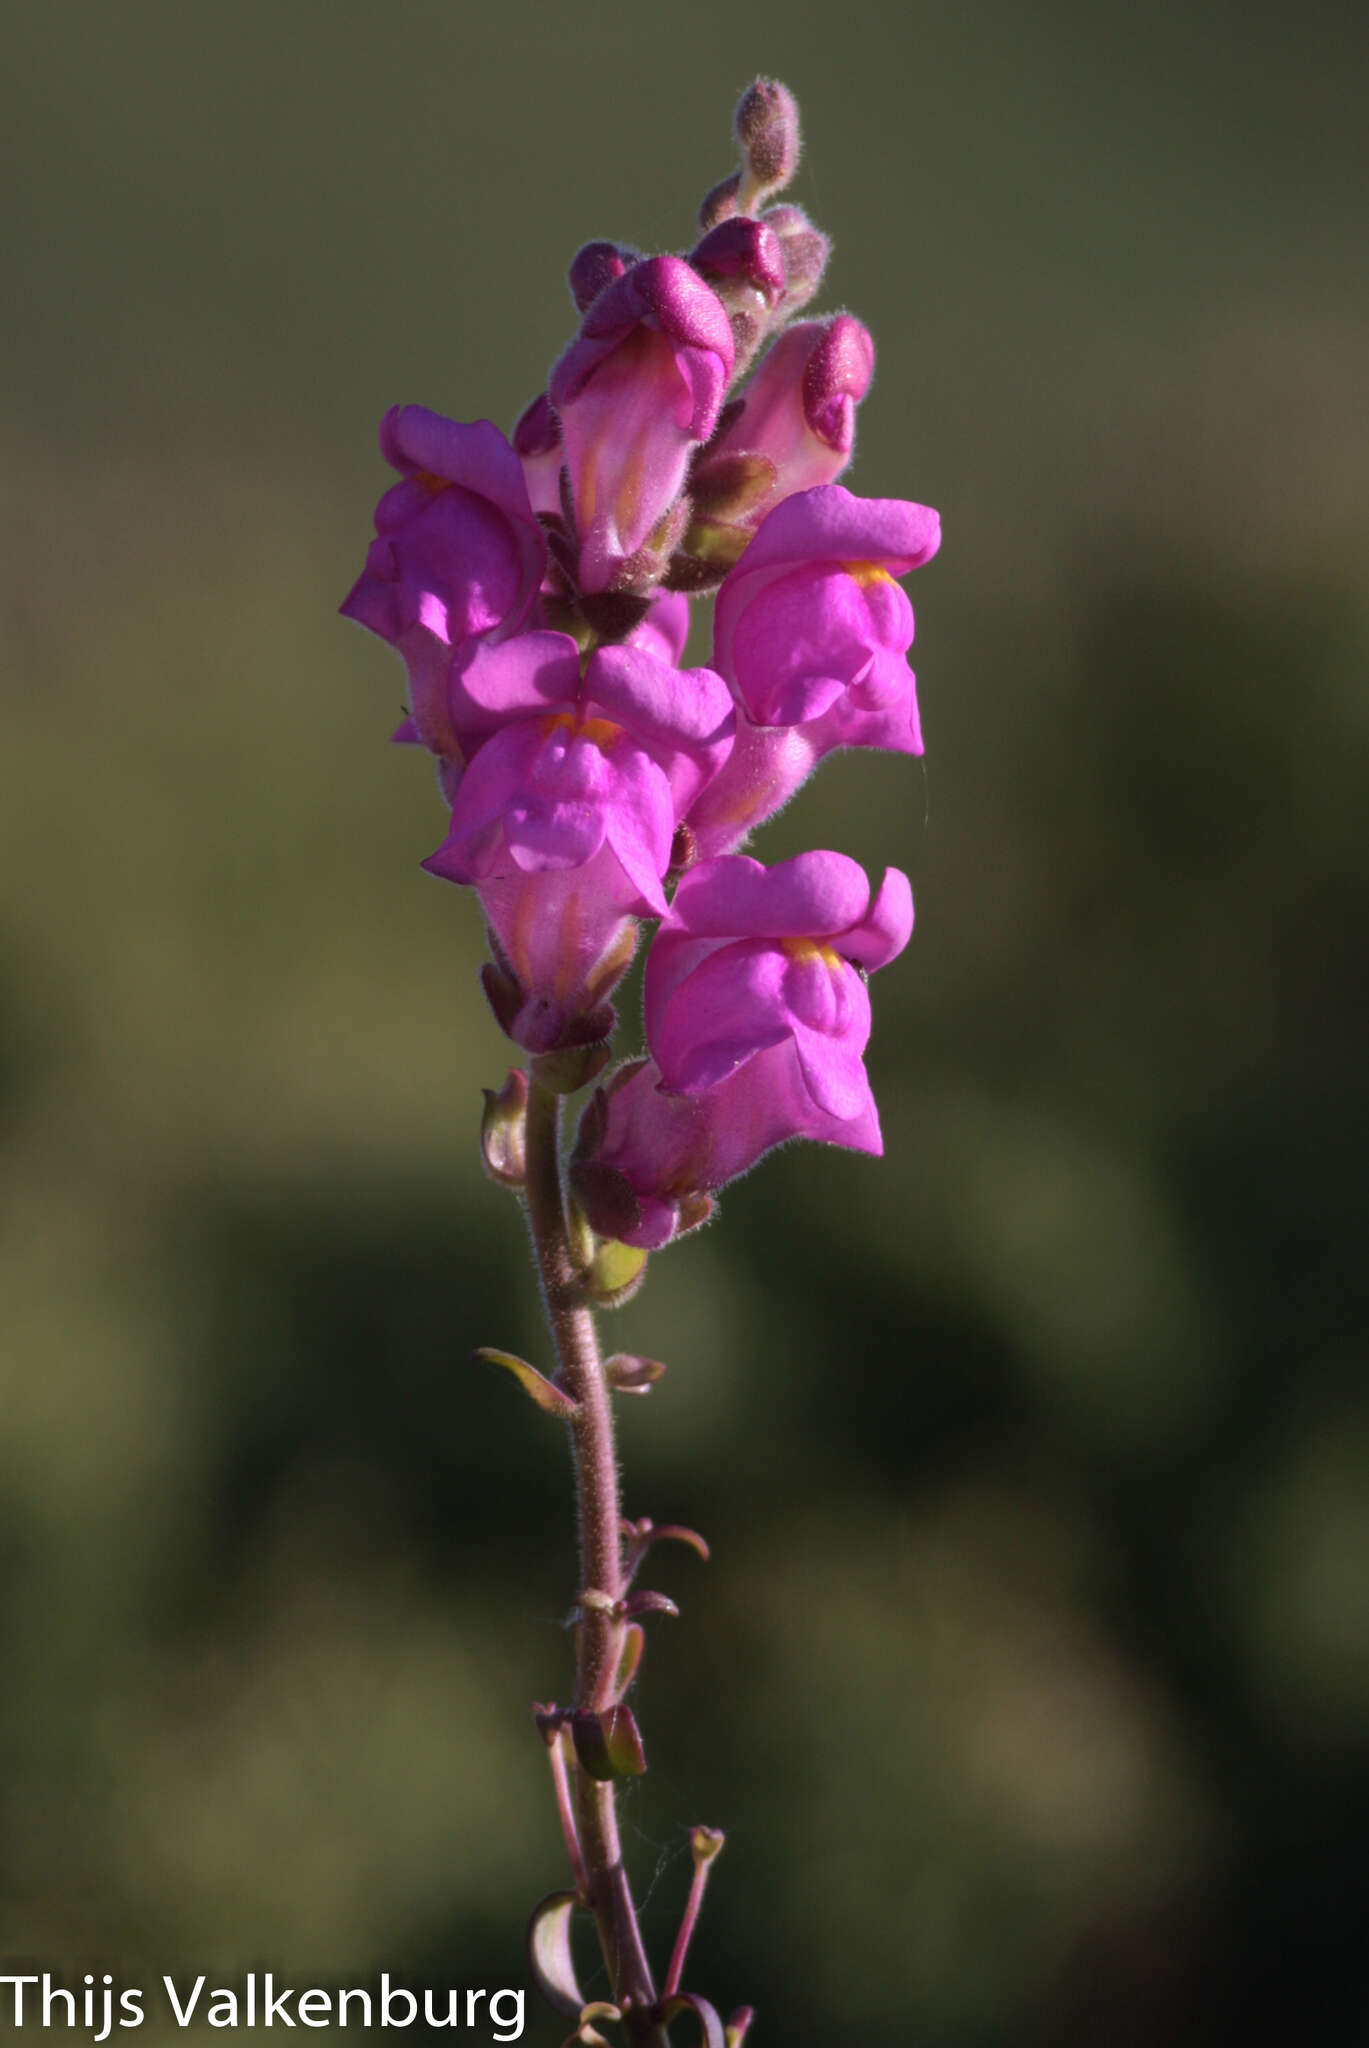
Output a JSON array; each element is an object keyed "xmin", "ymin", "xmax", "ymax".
[
  {"xmin": 480, "ymin": 1068, "xmax": 529, "ymax": 1186},
  {"xmin": 763, "ymin": 202, "xmax": 831, "ymax": 314},
  {"xmin": 698, "ymin": 171, "xmax": 741, "ymax": 231},
  {"xmin": 734, "ymin": 78, "xmax": 801, "ymax": 208},
  {"xmin": 567, "ymin": 240, "xmax": 635, "ymax": 314}
]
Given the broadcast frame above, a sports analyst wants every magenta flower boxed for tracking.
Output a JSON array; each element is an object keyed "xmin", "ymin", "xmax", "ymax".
[
  {"xmin": 714, "ymin": 483, "xmax": 940, "ymax": 734},
  {"xmin": 341, "ymin": 406, "xmax": 546, "ymax": 652},
  {"xmin": 572, "ymin": 852, "xmax": 912, "ymax": 1245},
  {"xmin": 422, "ymin": 646, "xmax": 735, "ymax": 1050},
  {"xmin": 684, "ymin": 484, "xmax": 941, "ymax": 854},
  {"xmin": 706, "ymin": 314, "xmax": 875, "ymax": 523},
  {"xmin": 550, "ymin": 256, "xmax": 734, "ymax": 594}
]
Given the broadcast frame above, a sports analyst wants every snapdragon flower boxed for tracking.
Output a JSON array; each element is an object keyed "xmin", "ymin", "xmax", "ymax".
[{"xmin": 572, "ymin": 853, "xmax": 912, "ymax": 1246}]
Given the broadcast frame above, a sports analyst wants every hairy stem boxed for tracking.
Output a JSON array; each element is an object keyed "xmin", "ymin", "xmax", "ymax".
[{"xmin": 523, "ymin": 1077, "xmax": 666, "ymax": 2044}]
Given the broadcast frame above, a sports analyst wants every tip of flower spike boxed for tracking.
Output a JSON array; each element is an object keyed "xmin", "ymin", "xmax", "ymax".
[
  {"xmin": 764, "ymin": 203, "xmax": 831, "ymax": 313},
  {"xmin": 698, "ymin": 170, "xmax": 741, "ymax": 232},
  {"xmin": 734, "ymin": 78, "xmax": 801, "ymax": 209}
]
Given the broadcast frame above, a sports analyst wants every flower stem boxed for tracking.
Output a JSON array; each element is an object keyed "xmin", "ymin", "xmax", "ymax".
[{"xmin": 522, "ymin": 1077, "xmax": 666, "ymax": 2044}]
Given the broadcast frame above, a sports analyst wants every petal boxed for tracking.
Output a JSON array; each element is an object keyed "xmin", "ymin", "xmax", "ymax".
[
  {"xmin": 446, "ymin": 631, "xmax": 580, "ymax": 746},
  {"xmin": 791, "ymin": 1023, "xmax": 878, "ymax": 1122},
  {"xmin": 586, "ymin": 645, "xmax": 735, "ymax": 753},
  {"xmin": 843, "ymin": 867, "xmax": 915, "ymax": 970},
  {"xmin": 651, "ymin": 937, "xmax": 797, "ymax": 1092},
  {"xmin": 668, "ymin": 849, "xmax": 873, "ymax": 940}
]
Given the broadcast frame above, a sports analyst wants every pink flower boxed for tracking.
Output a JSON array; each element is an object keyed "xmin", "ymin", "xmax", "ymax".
[
  {"xmin": 571, "ymin": 852, "xmax": 912, "ymax": 1244},
  {"xmin": 550, "ymin": 256, "xmax": 734, "ymax": 595},
  {"xmin": 686, "ymin": 484, "xmax": 941, "ymax": 853},
  {"xmin": 702, "ymin": 315, "xmax": 875, "ymax": 525},
  {"xmin": 422, "ymin": 646, "xmax": 735, "ymax": 1050},
  {"xmin": 341, "ymin": 406, "xmax": 546, "ymax": 653},
  {"xmin": 714, "ymin": 484, "xmax": 940, "ymax": 734}
]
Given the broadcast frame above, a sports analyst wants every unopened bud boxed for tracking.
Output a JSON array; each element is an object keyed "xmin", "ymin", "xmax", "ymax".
[
  {"xmin": 734, "ymin": 78, "xmax": 801, "ymax": 208},
  {"xmin": 690, "ymin": 219, "xmax": 786, "ymax": 304},
  {"xmin": 567, "ymin": 240, "xmax": 634, "ymax": 314},
  {"xmin": 763, "ymin": 202, "xmax": 831, "ymax": 314},
  {"xmin": 698, "ymin": 171, "xmax": 741, "ymax": 232},
  {"xmin": 803, "ymin": 311, "xmax": 875, "ymax": 450},
  {"xmin": 480, "ymin": 1069, "xmax": 529, "ymax": 1186}
]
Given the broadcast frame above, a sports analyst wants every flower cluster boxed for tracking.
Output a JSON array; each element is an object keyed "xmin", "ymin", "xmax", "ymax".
[{"xmin": 342, "ymin": 78, "xmax": 940, "ymax": 1250}]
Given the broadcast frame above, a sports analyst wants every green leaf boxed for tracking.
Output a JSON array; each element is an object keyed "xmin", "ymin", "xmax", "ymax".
[{"xmin": 474, "ymin": 1348, "xmax": 579, "ymax": 1419}]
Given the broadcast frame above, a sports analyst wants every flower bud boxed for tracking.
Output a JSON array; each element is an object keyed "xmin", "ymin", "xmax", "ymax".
[
  {"xmin": 697, "ymin": 171, "xmax": 740, "ymax": 231},
  {"xmin": 690, "ymin": 217, "xmax": 787, "ymax": 372},
  {"xmin": 690, "ymin": 219, "xmax": 786, "ymax": 304},
  {"xmin": 762, "ymin": 203, "xmax": 831, "ymax": 314},
  {"xmin": 550, "ymin": 256, "xmax": 735, "ymax": 594},
  {"xmin": 567, "ymin": 240, "xmax": 635, "ymax": 314},
  {"xmin": 480, "ymin": 1068, "xmax": 529, "ymax": 1185},
  {"xmin": 734, "ymin": 78, "xmax": 801, "ymax": 208}
]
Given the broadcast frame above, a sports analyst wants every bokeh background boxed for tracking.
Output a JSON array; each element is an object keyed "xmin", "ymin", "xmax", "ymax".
[{"xmin": 3, "ymin": 1, "xmax": 1367, "ymax": 2040}]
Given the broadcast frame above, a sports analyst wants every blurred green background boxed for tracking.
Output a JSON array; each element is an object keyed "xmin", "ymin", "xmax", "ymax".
[{"xmin": 2, "ymin": 1, "xmax": 1367, "ymax": 2040}]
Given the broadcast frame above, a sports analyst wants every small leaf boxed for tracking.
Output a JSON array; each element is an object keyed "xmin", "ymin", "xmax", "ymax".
[
  {"xmin": 605, "ymin": 1353, "xmax": 667, "ymax": 1394},
  {"xmin": 645, "ymin": 1522, "xmax": 711, "ymax": 1564},
  {"xmin": 527, "ymin": 1892, "xmax": 586, "ymax": 2019},
  {"xmin": 680, "ymin": 517, "xmax": 751, "ymax": 571},
  {"xmin": 621, "ymin": 1590, "xmax": 680, "ymax": 1621},
  {"xmin": 660, "ymin": 1993, "xmax": 727, "ymax": 2048},
  {"xmin": 614, "ymin": 1623, "xmax": 645, "ymax": 1695},
  {"xmin": 475, "ymin": 1348, "xmax": 579, "ymax": 1419}
]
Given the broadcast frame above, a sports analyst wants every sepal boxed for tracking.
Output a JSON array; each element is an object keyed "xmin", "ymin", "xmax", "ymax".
[
  {"xmin": 532, "ymin": 1043, "xmax": 613, "ymax": 1095},
  {"xmin": 725, "ymin": 2006, "xmax": 755, "ymax": 2046},
  {"xmin": 586, "ymin": 1238, "xmax": 649, "ymax": 1307}
]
